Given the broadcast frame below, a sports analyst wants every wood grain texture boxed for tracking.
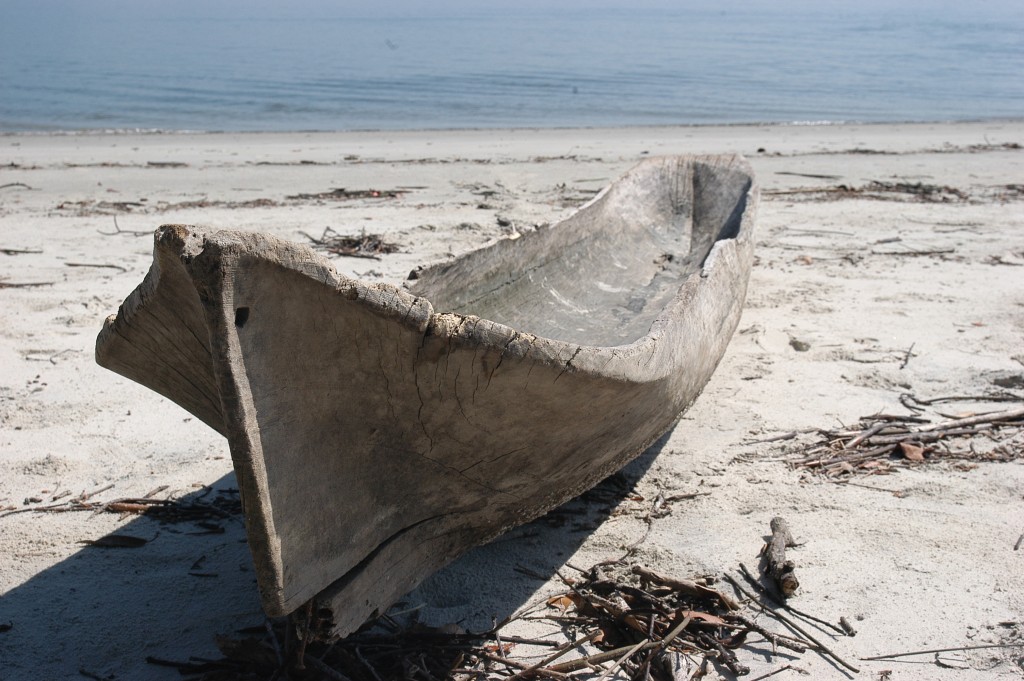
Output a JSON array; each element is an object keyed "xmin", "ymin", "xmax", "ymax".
[{"xmin": 95, "ymin": 155, "xmax": 757, "ymax": 638}]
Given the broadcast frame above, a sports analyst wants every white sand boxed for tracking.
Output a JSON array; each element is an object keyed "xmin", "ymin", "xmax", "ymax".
[{"xmin": 1, "ymin": 121, "xmax": 1022, "ymax": 679}]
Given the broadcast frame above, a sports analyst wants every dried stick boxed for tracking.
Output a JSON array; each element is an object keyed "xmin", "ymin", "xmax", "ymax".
[
  {"xmin": 899, "ymin": 342, "xmax": 915, "ymax": 370},
  {"xmin": 725, "ymin": 572, "xmax": 859, "ymax": 674},
  {"xmin": 915, "ymin": 407, "xmax": 1024, "ymax": 432},
  {"xmin": 843, "ymin": 423, "xmax": 888, "ymax": 450},
  {"xmin": 742, "ymin": 429, "xmax": 817, "ymax": 445},
  {"xmin": 725, "ymin": 614, "xmax": 808, "ymax": 653},
  {"xmin": 65, "ymin": 262, "xmax": 129, "ymax": 272},
  {"xmin": 594, "ymin": 639, "xmax": 649, "ymax": 681},
  {"xmin": 748, "ymin": 665, "xmax": 806, "ymax": 681},
  {"xmin": 0, "ymin": 280, "xmax": 54, "ymax": 289},
  {"xmin": 477, "ymin": 651, "xmax": 573, "ymax": 675},
  {"xmin": 861, "ymin": 642, "xmax": 1024, "ymax": 660},
  {"xmin": 699, "ymin": 631, "xmax": 749, "ymax": 676},
  {"xmin": 764, "ymin": 517, "xmax": 799, "ymax": 597},
  {"xmin": 632, "ymin": 565, "xmax": 740, "ymax": 611},
  {"xmin": 509, "ymin": 630, "xmax": 601, "ymax": 678},
  {"xmin": 547, "ymin": 641, "xmax": 669, "ymax": 673},
  {"xmin": 738, "ymin": 564, "xmax": 846, "ymax": 636},
  {"xmin": 906, "ymin": 393, "xmax": 1023, "ymax": 406},
  {"xmin": 97, "ymin": 216, "xmax": 150, "ymax": 237}
]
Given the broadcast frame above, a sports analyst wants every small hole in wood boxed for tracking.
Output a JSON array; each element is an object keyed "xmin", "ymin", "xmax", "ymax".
[{"xmin": 235, "ymin": 307, "xmax": 250, "ymax": 328}]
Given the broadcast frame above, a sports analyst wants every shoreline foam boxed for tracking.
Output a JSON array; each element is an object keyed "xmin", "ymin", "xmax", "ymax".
[{"xmin": 4, "ymin": 115, "xmax": 1024, "ymax": 138}]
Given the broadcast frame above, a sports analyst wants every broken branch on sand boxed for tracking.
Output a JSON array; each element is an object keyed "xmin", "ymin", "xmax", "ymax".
[
  {"xmin": 763, "ymin": 517, "xmax": 800, "ymax": 597},
  {"xmin": 0, "ymin": 279, "xmax": 54, "ymax": 289},
  {"xmin": 632, "ymin": 564, "xmax": 741, "ymax": 611},
  {"xmin": 0, "ymin": 247, "xmax": 43, "ymax": 255},
  {"xmin": 861, "ymin": 642, "xmax": 1024, "ymax": 661},
  {"xmin": 65, "ymin": 262, "xmax": 129, "ymax": 273},
  {"xmin": 97, "ymin": 216, "xmax": 151, "ymax": 237}
]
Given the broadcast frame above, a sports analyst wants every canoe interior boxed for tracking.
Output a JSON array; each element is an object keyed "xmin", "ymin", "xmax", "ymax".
[{"xmin": 411, "ymin": 156, "xmax": 752, "ymax": 347}]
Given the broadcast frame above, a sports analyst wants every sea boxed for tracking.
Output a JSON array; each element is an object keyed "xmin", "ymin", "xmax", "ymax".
[{"xmin": 1, "ymin": 1, "xmax": 1022, "ymax": 134}]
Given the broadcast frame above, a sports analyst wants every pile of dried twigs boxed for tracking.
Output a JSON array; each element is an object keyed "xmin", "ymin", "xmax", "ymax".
[
  {"xmin": 301, "ymin": 227, "xmax": 401, "ymax": 260},
  {"xmin": 151, "ymin": 557, "xmax": 864, "ymax": 680},
  {"xmin": 782, "ymin": 399, "xmax": 1023, "ymax": 479}
]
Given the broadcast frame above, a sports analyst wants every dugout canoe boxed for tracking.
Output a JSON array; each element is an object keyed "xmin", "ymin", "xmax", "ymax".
[{"xmin": 95, "ymin": 154, "xmax": 757, "ymax": 638}]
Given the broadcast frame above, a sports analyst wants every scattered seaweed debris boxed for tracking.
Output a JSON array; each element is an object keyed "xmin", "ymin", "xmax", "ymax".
[
  {"xmin": 301, "ymin": 227, "xmax": 400, "ymax": 260},
  {"xmin": 766, "ymin": 181, "xmax": 969, "ymax": 203},
  {"xmin": 285, "ymin": 187, "xmax": 406, "ymax": 201},
  {"xmin": 158, "ymin": 560, "xmax": 840, "ymax": 680},
  {"xmin": 56, "ymin": 198, "xmax": 279, "ymax": 216},
  {"xmin": 779, "ymin": 401, "xmax": 1024, "ymax": 479}
]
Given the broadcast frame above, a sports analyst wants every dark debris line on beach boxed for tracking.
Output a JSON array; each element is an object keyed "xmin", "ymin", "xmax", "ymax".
[
  {"xmin": 54, "ymin": 186, "xmax": 410, "ymax": 216},
  {"xmin": 764, "ymin": 180, "xmax": 970, "ymax": 203}
]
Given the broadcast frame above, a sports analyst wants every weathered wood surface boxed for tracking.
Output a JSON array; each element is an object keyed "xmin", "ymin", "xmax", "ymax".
[
  {"xmin": 765, "ymin": 516, "xmax": 800, "ymax": 597},
  {"xmin": 96, "ymin": 155, "xmax": 757, "ymax": 638}
]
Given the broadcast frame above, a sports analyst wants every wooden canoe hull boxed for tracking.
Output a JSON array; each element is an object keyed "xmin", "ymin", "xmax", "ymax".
[{"xmin": 96, "ymin": 155, "xmax": 757, "ymax": 638}]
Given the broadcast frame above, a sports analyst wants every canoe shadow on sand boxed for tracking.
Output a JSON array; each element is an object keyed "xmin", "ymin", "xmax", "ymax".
[{"xmin": 0, "ymin": 435, "xmax": 665, "ymax": 679}]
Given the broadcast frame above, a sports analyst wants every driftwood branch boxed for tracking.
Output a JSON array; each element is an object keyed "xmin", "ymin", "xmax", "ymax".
[
  {"xmin": 861, "ymin": 642, "xmax": 1024, "ymax": 661},
  {"xmin": 905, "ymin": 392, "xmax": 1023, "ymax": 406},
  {"xmin": 916, "ymin": 407, "xmax": 1024, "ymax": 432},
  {"xmin": 97, "ymin": 216, "xmax": 151, "ymax": 237},
  {"xmin": 0, "ymin": 280, "xmax": 54, "ymax": 289},
  {"xmin": 65, "ymin": 262, "xmax": 129, "ymax": 273},
  {"xmin": 764, "ymin": 517, "xmax": 800, "ymax": 597}
]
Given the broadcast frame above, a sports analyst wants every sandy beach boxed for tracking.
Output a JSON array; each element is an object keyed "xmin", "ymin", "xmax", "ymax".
[{"xmin": 1, "ymin": 121, "xmax": 1022, "ymax": 679}]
